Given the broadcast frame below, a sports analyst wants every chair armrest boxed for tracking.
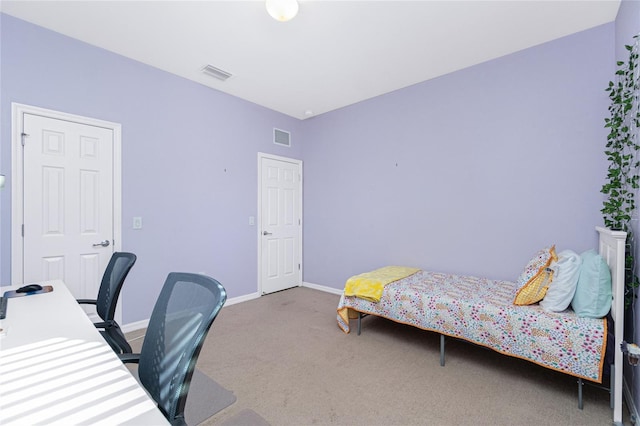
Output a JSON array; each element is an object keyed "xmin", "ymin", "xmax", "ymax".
[
  {"xmin": 93, "ymin": 321, "xmax": 111, "ymax": 329},
  {"xmin": 118, "ymin": 353, "xmax": 141, "ymax": 364},
  {"xmin": 77, "ymin": 299, "xmax": 97, "ymax": 305}
]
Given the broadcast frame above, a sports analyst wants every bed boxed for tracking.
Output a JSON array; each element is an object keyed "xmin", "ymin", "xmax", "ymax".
[{"xmin": 336, "ymin": 227, "xmax": 626, "ymax": 425}]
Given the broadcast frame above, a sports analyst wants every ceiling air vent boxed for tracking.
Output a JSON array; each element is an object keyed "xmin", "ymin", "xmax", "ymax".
[
  {"xmin": 201, "ymin": 64, "xmax": 232, "ymax": 81},
  {"xmin": 274, "ymin": 128, "xmax": 291, "ymax": 147}
]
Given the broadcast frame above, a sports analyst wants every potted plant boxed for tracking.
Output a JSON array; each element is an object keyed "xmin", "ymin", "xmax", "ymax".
[{"xmin": 601, "ymin": 36, "xmax": 640, "ymax": 311}]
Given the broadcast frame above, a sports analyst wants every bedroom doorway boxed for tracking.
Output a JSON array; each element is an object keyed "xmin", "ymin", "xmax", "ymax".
[
  {"xmin": 258, "ymin": 153, "xmax": 302, "ymax": 294},
  {"xmin": 11, "ymin": 103, "xmax": 122, "ymax": 321}
]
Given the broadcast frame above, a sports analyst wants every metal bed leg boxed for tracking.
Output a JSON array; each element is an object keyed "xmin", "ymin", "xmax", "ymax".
[
  {"xmin": 440, "ymin": 334, "xmax": 445, "ymax": 366},
  {"xmin": 578, "ymin": 378, "xmax": 583, "ymax": 410},
  {"xmin": 357, "ymin": 312, "xmax": 362, "ymax": 336},
  {"xmin": 610, "ymin": 364, "xmax": 615, "ymax": 409}
]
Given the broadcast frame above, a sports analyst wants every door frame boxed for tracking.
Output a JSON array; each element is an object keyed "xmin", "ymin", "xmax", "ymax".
[
  {"xmin": 11, "ymin": 103, "xmax": 123, "ymax": 285},
  {"xmin": 257, "ymin": 152, "xmax": 303, "ymax": 295}
]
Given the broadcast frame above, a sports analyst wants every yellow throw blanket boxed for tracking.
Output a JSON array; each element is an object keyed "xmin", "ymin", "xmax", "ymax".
[{"xmin": 344, "ymin": 266, "xmax": 420, "ymax": 302}]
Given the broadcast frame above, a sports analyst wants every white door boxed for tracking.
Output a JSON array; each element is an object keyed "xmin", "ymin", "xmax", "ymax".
[
  {"xmin": 259, "ymin": 154, "xmax": 302, "ymax": 294},
  {"xmin": 19, "ymin": 111, "xmax": 116, "ymax": 306}
]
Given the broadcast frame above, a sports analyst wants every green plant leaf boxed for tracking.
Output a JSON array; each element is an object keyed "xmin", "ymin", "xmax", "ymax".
[{"xmin": 603, "ymin": 40, "xmax": 640, "ymax": 310}]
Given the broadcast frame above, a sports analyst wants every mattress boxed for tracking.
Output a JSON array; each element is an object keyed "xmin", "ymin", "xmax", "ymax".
[{"xmin": 337, "ymin": 270, "xmax": 607, "ymax": 382}]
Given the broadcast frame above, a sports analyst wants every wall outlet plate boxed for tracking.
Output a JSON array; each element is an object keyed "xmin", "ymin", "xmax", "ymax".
[{"xmin": 133, "ymin": 217, "xmax": 143, "ymax": 229}]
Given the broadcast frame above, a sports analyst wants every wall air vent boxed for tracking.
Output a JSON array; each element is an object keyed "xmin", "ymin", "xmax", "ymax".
[
  {"xmin": 273, "ymin": 128, "xmax": 291, "ymax": 147},
  {"xmin": 201, "ymin": 64, "xmax": 232, "ymax": 81}
]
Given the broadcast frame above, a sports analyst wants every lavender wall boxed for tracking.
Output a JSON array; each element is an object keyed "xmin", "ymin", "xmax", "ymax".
[
  {"xmin": 0, "ymin": 14, "xmax": 618, "ymax": 328},
  {"xmin": 302, "ymin": 24, "xmax": 614, "ymax": 288},
  {"xmin": 615, "ymin": 0, "xmax": 640, "ymax": 417},
  {"xmin": 0, "ymin": 14, "xmax": 304, "ymax": 323}
]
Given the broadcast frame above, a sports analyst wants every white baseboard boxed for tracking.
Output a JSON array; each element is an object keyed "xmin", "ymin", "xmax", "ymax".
[
  {"xmin": 302, "ymin": 281, "xmax": 343, "ymax": 295},
  {"xmin": 122, "ymin": 318, "xmax": 149, "ymax": 334},
  {"xmin": 624, "ymin": 376, "xmax": 639, "ymax": 425},
  {"xmin": 224, "ymin": 291, "xmax": 261, "ymax": 306},
  {"xmin": 121, "ymin": 291, "xmax": 261, "ymax": 334}
]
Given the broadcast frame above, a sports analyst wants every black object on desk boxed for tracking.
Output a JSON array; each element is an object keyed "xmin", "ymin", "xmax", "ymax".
[
  {"xmin": 0, "ymin": 296, "xmax": 7, "ymax": 320},
  {"xmin": 17, "ymin": 284, "xmax": 43, "ymax": 293},
  {"xmin": 3, "ymin": 285, "xmax": 54, "ymax": 299}
]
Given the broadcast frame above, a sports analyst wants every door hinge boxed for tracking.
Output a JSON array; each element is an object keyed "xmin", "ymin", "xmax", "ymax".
[
  {"xmin": 298, "ymin": 263, "xmax": 301, "ymax": 270},
  {"xmin": 21, "ymin": 132, "xmax": 28, "ymax": 146},
  {"xmin": 21, "ymin": 224, "xmax": 24, "ymax": 237}
]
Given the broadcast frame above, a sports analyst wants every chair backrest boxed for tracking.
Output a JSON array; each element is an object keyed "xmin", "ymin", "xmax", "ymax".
[
  {"xmin": 95, "ymin": 252, "xmax": 137, "ymax": 321},
  {"xmin": 138, "ymin": 272, "xmax": 227, "ymax": 425}
]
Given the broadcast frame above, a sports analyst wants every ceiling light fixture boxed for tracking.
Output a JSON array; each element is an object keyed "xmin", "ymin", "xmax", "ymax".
[{"xmin": 266, "ymin": 0, "xmax": 299, "ymax": 22}]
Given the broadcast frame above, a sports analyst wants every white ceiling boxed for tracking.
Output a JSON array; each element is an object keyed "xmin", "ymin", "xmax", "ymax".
[{"xmin": 1, "ymin": 1, "xmax": 621, "ymax": 120}]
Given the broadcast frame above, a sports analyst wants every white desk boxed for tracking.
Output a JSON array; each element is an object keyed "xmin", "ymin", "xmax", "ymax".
[{"xmin": 0, "ymin": 280, "xmax": 168, "ymax": 425}]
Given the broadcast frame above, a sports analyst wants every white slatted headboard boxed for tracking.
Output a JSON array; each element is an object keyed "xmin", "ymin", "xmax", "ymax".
[{"xmin": 596, "ymin": 226, "xmax": 627, "ymax": 425}]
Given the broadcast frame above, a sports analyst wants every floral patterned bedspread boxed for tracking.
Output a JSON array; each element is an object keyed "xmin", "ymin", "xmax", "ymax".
[{"xmin": 336, "ymin": 270, "xmax": 607, "ymax": 383}]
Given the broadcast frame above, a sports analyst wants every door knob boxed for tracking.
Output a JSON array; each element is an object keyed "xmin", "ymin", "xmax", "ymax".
[
  {"xmin": 93, "ymin": 240, "xmax": 110, "ymax": 247},
  {"xmin": 263, "ymin": 231, "xmax": 272, "ymax": 236}
]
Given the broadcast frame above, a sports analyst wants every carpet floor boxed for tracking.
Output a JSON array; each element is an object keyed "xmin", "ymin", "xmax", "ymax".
[{"xmin": 128, "ymin": 286, "xmax": 631, "ymax": 425}]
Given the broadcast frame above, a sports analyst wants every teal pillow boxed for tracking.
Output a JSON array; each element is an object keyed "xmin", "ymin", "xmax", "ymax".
[{"xmin": 571, "ymin": 250, "xmax": 612, "ymax": 318}]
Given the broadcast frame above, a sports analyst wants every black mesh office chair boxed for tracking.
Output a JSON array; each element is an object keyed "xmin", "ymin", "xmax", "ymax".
[
  {"xmin": 77, "ymin": 252, "xmax": 137, "ymax": 354},
  {"xmin": 119, "ymin": 272, "xmax": 227, "ymax": 426}
]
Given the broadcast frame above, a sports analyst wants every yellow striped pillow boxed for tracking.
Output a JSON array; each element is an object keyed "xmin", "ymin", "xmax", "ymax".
[{"xmin": 514, "ymin": 246, "xmax": 557, "ymax": 306}]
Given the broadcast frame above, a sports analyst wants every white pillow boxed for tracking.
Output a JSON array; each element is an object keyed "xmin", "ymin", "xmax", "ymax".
[{"xmin": 540, "ymin": 250, "xmax": 582, "ymax": 312}]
